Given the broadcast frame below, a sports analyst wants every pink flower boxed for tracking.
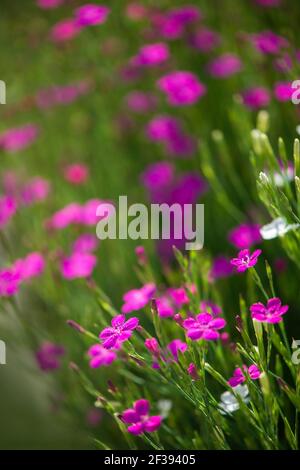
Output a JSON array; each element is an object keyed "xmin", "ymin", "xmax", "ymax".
[
  {"xmin": 141, "ymin": 161, "xmax": 174, "ymax": 193},
  {"xmin": 99, "ymin": 314, "xmax": 139, "ymax": 349},
  {"xmin": 133, "ymin": 43, "xmax": 170, "ymax": 67},
  {"xmin": 145, "ymin": 338, "xmax": 159, "ymax": 354},
  {"xmin": 252, "ymin": 31, "xmax": 288, "ymax": 55},
  {"xmin": 0, "ymin": 267, "xmax": 21, "ymax": 297},
  {"xmin": 36, "ymin": 342, "xmax": 64, "ymax": 371},
  {"xmin": 187, "ymin": 362, "xmax": 199, "ymax": 380},
  {"xmin": 168, "ymin": 287, "xmax": 189, "ymax": 307},
  {"xmin": 74, "ymin": 4, "xmax": 110, "ymax": 27},
  {"xmin": 156, "ymin": 296, "xmax": 175, "ymax": 318},
  {"xmin": 14, "ymin": 252, "xmax": 45, "ymax": 280},
  {"xmin": 37, "ymin": 0, "xmax": 64, "ymax": 8},
  {"xmin": 189, "ymin": 28, "xmax": 220, "ymax": 53},
  {"xmin": 122, "ymin": 399, "xmax": 162, "ymax": 435},
  {"xmin": 228, "ymin": 364, "xmax": 261, "ymax": 388},
  {"xmin": 48, "ymin": 203, "xmax": 83, "ymax": 229},
  {"xmin": 209, "ymin": 256, "xmax": 234, "ymax": 281},
  {"xmin": 274, "ymin": 81, "xmax": 294, "ymax": 102},
  {"xmin": 230, "ymin": 249, "xmax": 262, "ymax": 272},
  {"xmin": 63, "ymin": 163, "xmax": 89, "ymax": 185},
  {"xmin": 250, "ymin": 297, "xmax": 288, "ymax": 324},
  {"xmin": 228, "ymin": 224, "xmax": 262, "ymax": 249},
  {"xmin": 61, "ymin": 252, "xmax": 97, "ymax": 279},
  {"xmin": 157, "ymin": 71, "xmax": 206, "ymax": 106},
  {"xmin": 208, "ymin": 54, "xmax": 242, "ymax": 78},
  {"xmin": 80, "ymin": 198, "xmax": 105, "ymax": 225},
  {"xmin": 167, "ymin": 339, "xmax": 187, "ymax": 361},
  {"xmin": 50, "ymin": 19, "xmax": 80, "ymax": 43},
  {"xmin": 0, "ymin": 124, "xmax": 39, "ymax": 153},
  {"xmin": 242, "ymin": 87, "xmax": 271, "ymax": 109},
  {"xmin": 121, "ymin": 283, "xmax": 156, "ymax": 313},
  {"xmin": 125, "ymin": 91, "xmax": 157, "ymax": 113},
  {"xmin": 200, "ymin": 300, "xmax": 222, "ymax": 317},
  {"xmin": 183, "ymin": 313, "xmax": 226, "ymax": 341},
  {"xmin": 88, "ymin": 344, "xmax": 116, "ymax": 368},
  {"xmin": 73, "ymin": 233, "xmax": 99, "ymax": 253},
  {"xmin": 135, "ymin": 246, "xmax": 148, "ymax": 265},
  {"xmin": 21, "ymin": 177, "xmax": 50, "ymax": 205},
  {"xmin": 0, "ymin": 195, "xmax": 17, "ymax": 229}
]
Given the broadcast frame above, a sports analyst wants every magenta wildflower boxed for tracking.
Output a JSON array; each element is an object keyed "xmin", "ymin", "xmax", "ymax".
[
  {"xmin": 167, "ymin": 339, "xmax": 187, "ymax": 361},
  {"xmin": 125, "ymin": 91, "xmax": 157, "ymax": 113},
  {"xmin": 72, "ymin": 233, "xmax": 99, "ymax": 253},
  {"xmin": 168, "ymin": 287, "xmax": 189, "ymax": 307},
  {"xmin": 74, "ymin": 4, "xmax": 110, "ymax": 27},
  {"xmin": 228, "ymin": 365, "xmax": 261, "ymax": 388},
  {"xmin": 274, "ymin": 81, "xmax": 294, "ymax": 102},
  {"xmin": 63, "ymin": 163, "xmax": 89, "ymax": 185},
  {"xmin": 48, "ymin": 203, "xmax": 82, "ymax": 229},
  {"xmin": 14, "ymin": 252, "xmax": 45, "ymax": 280},
  {"xmin": 0, "ymin": 267, "xmax": 21, "ymax": 297},
  {"xmin": 99, "ymin": 314, "xmax": 139, "ymax": 349},
  {"xmin": 61, "ymin": 252, "xmax": 97, "ymax": 279},
  {"xmin": 36, "ymin": 342, "xmax": 65, "ymax": 371},
  {"xmin": 183, "ymin": 313, "xmax": 226, "ymax": 341},
  {"xmin": 21, "ymin": 177, "xmax": 50, "ymax": 205},
  {"xmin": 228, "ymin": 223, "xmax": 262, "ymax": 249},
  {"xmin": 250, "ymin": 297, "xmax": 288, "ymax": 324},
  {"xmin": 0, "ymin": 195, "xmax": 17, "ymax": 229},
  {"xmin": 189, "ymin": 28, "xmax": 220, "ymax": 53},
  {"xmin": 50, "ymin": 19, "xmax": 80, "ymax": 43},
  {"xmin": 88, "ymin": 344, "xmax": 117, "ymax": 368},
  {"xmin": 230, "ymin": 249, "xmax": 262, "ymax": 272},
  {"xmin": 0, "ymin": 124, "xmax": 39, "ymax": 153},
  {"xmin": 242, "ymin": 87, "xmax": 271, "ymax": 109},
  {"xmin": 122, "ymin": 399, "xmax": 162, "ymax": 435},
  {"xmin": 121, "ymin": 283, "xmax": 156, "ymax": 313},
  {"xmin": 208, "ymin": 54, "xmax": 242, "ymax": 78},
  {"xmin": 209, "ymin": 256, "xmax": 234, "ymax": 281},
  {"xmin": 187, "ymin": 362, "xmax": 199, "ymax": 380},
  {"xmin": 156, "ymin": 296, "xmax": 175, "ymax": 318},
  {"xmin": 133, "ymin": 43, "xmax": 170, "ymax": 67},
  {"xmin": 145, "ymin": 338, "xmax": 159, "ymax": 354},
  {"xmin": 252, "ymin": 31, "xmax": 288, "ymax": 55},
  {"xmin": 157, "ymin": 71, "xmax": 206, "ymax": 106}
]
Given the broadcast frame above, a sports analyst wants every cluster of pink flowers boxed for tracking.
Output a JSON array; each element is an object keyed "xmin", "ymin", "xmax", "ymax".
[
  {"xmin": 228, "ymin": 365, "xmax": 261, "ymax": 388},
  {"xmin": 2, "ymin": 172, "xmax": 50, "ymax": 207},
  {"xmin": 47, "ymin": 198, "xmax": 109, "ymax": 230},
  {"xmin": 132, "ymin": 43, "xmax": 170, "ymax": 67},
  {"xmin": 250, "ymin": 297, "xmax": 288, "ymax": 323},
  {"xmin": 0, "ymin": 124, "xmax": 39, "ymax": 153},
  {"xmin": 121, "ymin": 399, "xmax": 162, "ymax": 435},
  {"xmin": 157, "ymin": 71, "xmax": 206, "ymax": 106},
  {"xmin": 0, "ymin": 252, "xmax": 45, "ymax": 297},
  {"xmin": 146, "ymin": 115, "xmax": 196, "ymax": 157}
]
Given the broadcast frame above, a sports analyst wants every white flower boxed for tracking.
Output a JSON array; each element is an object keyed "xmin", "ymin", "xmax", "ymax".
[
  {"xmin": 218, "ymin": 385, "xmax": 250, "ymax": 415},
  {"xmin": 157, "ymin": 399, "xmax": 172, "ymax": 418},
  {"xmin": 260, "ymin": 217, "xmax": 300, "ymax": 240}
]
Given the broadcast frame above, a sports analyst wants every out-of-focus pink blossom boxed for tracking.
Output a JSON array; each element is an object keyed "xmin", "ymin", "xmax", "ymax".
[
  {"xmin": 36, "ymin": 342, "xmax": 65, "ymax": 371},
  {"xmin": 63, "ymin": 163, "xmax": 89, "ymax": 185},
  {"xmin": 74, "ymin": 4, "xmax": 110, "ymax": 27},
  {"xmin": 0, "ymin": 124, "xmax": 39, "ymax": 153},
  {"xmin": 189, "ymin": 28, "xmax": 220, "ymax": 53},
  {"xmin": 48, "ymin": 203, "xmax": 83, "ymax": 229},
  {"xmin": 121, "ymin": 283, "xmax": 156, "ymax": 314},
  {"xmin": 252, "ymin": 31, "xmax": 288, "ymax": 55},
  {"xmin": 88, "ymin": 344, "xmax": 116, "ymax": 368},
  {"xmin": 209, "ymin": 256, "xmax": 234, "ymax": 281},
  {"xmin": 21, "ymin": 177, "xmax": 50, "ymax": 205},
  {"xmin": 61, "ymin": 252, "xmax": 97, "ymax": 279},
  {"xmin": 274, "ymin": 81, "xmax": 294, "ymax": 102},
  {"xmin": 208, "ymin": 54, "xmax": 242, "ymax": 78},
  {"xmin": 125, "ymin": 91, "xmax": 157, "ymax": 113},
  {"xmin": 73, "ymin": 233, "xmax": 99, "ymax": 253},
  {"xmin": 156, "ymin": 296, "xmax": 175, "ymax": 318},
  {"xmin": 133, "ymin": 43, "xmax": 170, "ymax": 67},
  {"xmin": 0, "ymin": 267, "xmax": 21, "ymax": 297},
  {"xmin": 50, "ymin": 19, "xmax": 80, "ymax": 43},
  {"xmin": 228, "ymin": 223, "xmax": 262, "ymax": 249},
  {"xmin": 242, "ymin": 87, "xmax": 271, "ymax": 109},
  {"xmin": 14, "ymin": 252, "xmax": 45, "ymax": 280},
  {"xmin": 0, "ymin": 195, "xmax": 17, "ymax": 229},
  {"xmin": 157, "ymin": 71, "xmax": 206, "ymax": 106}
]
